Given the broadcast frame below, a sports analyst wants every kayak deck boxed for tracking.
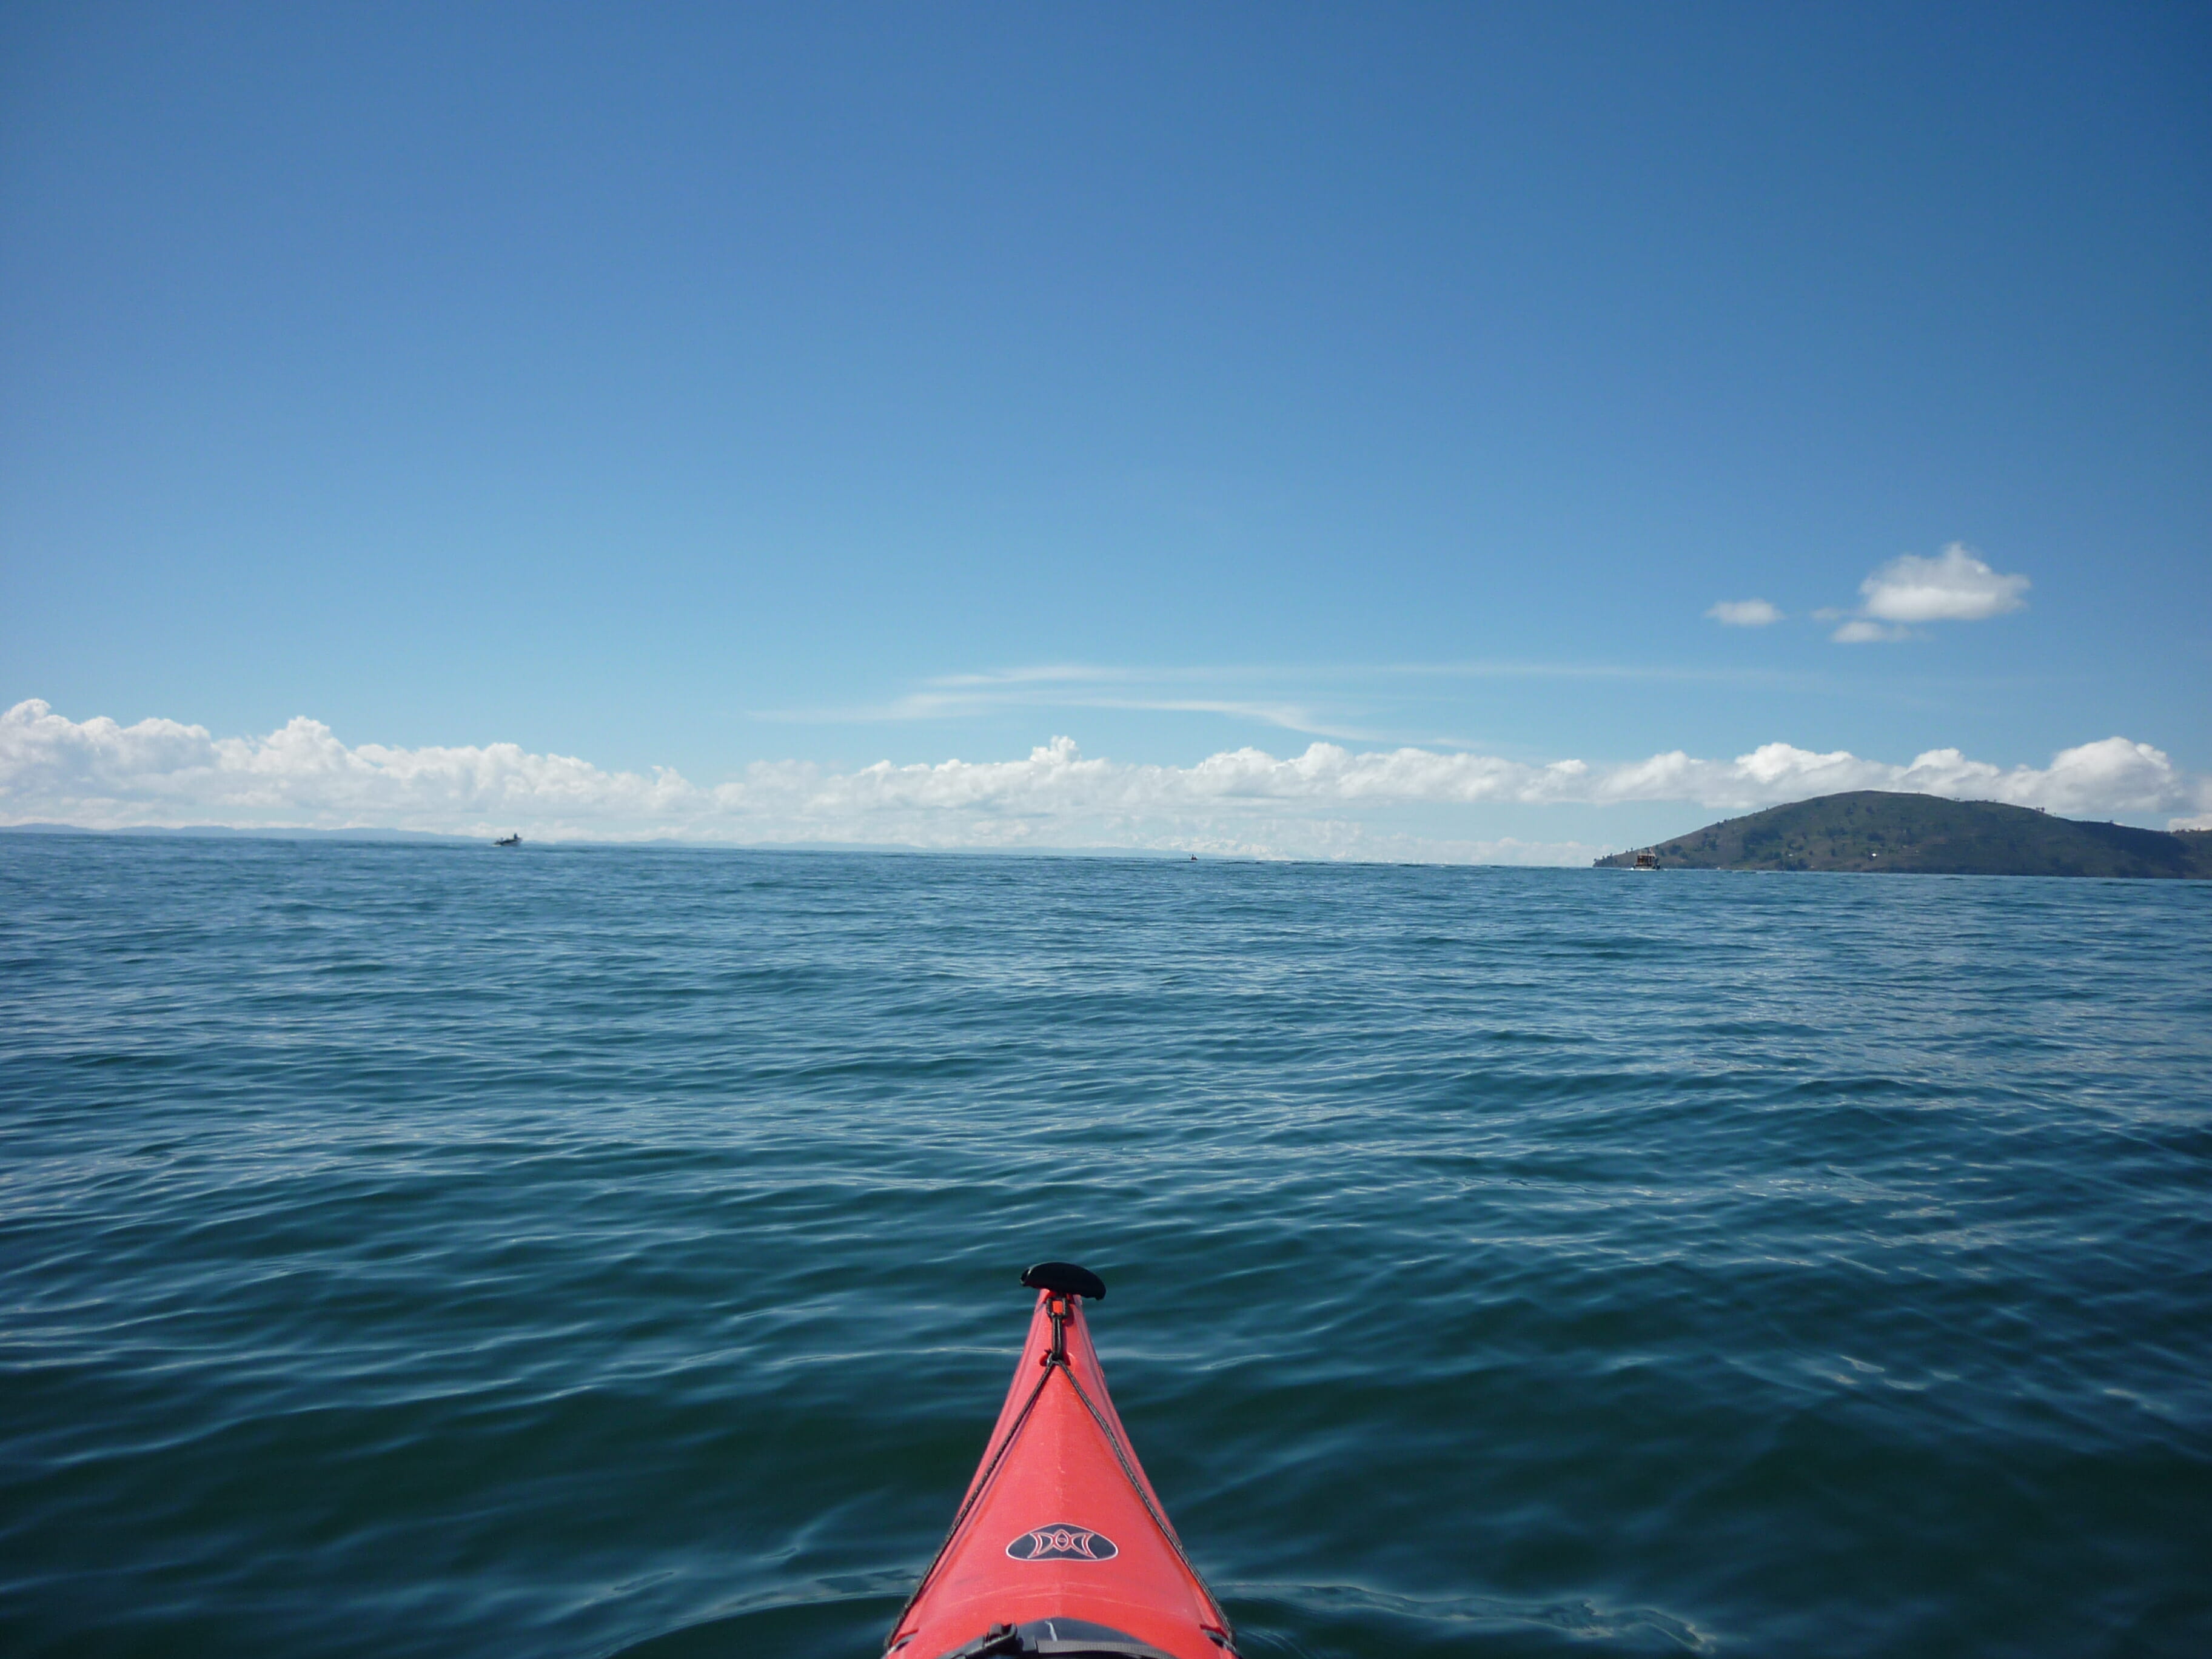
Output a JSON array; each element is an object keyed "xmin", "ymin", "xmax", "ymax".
[{"xmin": 886, "ymin": 1270, "xmax": 1234, "ymax": 1659}]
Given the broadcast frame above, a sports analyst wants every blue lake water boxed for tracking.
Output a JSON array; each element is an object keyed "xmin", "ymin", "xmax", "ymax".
[{"xmin": 2, "ymin": 834, "xmax": 2208, "ymax": 1658}]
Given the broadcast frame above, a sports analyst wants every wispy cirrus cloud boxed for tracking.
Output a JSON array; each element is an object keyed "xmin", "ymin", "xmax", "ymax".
[
  {"xmin": 7, "ymin": 699, "xmax": 2205, "ymax": 862},
  {"xmin": 833, "ymin": 688, "xmax": 1378, "ymax": 742},
  {"xmin": 757, "ymin": 663, "xmax": 1368, "ymax": 736},
  {"xmin": 757, "ymin": 657, "xmax": 1809, "ymax": 744}
]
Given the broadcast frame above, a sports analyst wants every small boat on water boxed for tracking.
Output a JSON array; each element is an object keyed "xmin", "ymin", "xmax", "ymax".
[
  {"xmin": 886, "ymin": 1264, "xmax": 1235, "ymax": 1659},
  {"xmin": 494, "ymin": 833, "xmax": 521, "ymax": 848}
]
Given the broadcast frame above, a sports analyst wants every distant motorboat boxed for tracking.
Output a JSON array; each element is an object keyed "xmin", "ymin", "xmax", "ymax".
[
  {"xmin": 1633, "ymin": 851, "xmax": 1659, "ymax": 870},
  {"xmin": 494, "ymin": 833, "xmax": 521, "ymax": 848}
]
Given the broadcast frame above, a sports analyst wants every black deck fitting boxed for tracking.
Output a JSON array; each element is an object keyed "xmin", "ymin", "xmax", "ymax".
[{"xmin": 1020, "ymin": 1262, "xmax": 1106, "ymax": 1300}]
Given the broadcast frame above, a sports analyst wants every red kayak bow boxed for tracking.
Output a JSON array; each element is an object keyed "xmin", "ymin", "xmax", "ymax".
[{"xmin": 886, "ymin": 1264, "xmax": 1235, "ymax": 1659}]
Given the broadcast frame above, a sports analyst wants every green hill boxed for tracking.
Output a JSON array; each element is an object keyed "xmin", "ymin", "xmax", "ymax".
[{"xmin": 1594, "ymin": 791, "xmax": 2212, "ymax": 878}]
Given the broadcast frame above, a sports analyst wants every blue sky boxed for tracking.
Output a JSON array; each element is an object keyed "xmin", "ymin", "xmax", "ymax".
[{"xmin": 3, "ymin": 4, "xmax": 2207, "ymax": 855}]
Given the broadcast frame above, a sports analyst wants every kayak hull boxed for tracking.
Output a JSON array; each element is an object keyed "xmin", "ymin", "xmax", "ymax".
[{"xmin": 887, "ymin": 1288, "xmax": 1232, "ymax": 1659}]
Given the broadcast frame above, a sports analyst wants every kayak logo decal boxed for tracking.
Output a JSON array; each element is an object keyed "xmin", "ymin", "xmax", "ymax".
[{"xmin": 1006, "ymin": 1524, "xmax": 1119, "ymax": 1562}]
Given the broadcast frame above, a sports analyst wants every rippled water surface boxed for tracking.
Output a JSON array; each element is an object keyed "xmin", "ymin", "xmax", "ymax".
[{"xmin": 3, "ymin": 835, "xmax": 2210, "ymax": 1658}]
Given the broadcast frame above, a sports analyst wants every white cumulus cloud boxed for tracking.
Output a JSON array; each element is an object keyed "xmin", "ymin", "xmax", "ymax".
[
  {"xmin": 1858, "ymin": 543, "xmax": 2030, "ymax": 625},
  {"xmin": 4, "ymin": 700, "xmax": 2205, "ymax": 861},
  {"xmin": 1707, "ymin": 598, "xmax": 1785, "ymax": 626}
]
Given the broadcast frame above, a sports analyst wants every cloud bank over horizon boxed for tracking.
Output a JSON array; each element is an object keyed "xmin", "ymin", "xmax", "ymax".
[{"xmin": 4, "ymin": 699, "xmax": 2206, "ymax": 862}]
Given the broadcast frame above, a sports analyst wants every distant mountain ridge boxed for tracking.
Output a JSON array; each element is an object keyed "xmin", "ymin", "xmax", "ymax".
[{"xmin": 1595, "ymin": 791, "xmax": 2212, "ymax": 879}]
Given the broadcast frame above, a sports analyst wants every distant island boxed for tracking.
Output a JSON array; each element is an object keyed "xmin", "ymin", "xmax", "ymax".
[{"xmin": 1595, "ymin": 791, "xmax": 2212, "ymax": 879}]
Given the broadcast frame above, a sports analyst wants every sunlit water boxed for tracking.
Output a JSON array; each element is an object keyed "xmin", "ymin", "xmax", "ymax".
[{"xmin": 2, "ymin": 835, "xmax": 2208, "ymax": 1657}]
